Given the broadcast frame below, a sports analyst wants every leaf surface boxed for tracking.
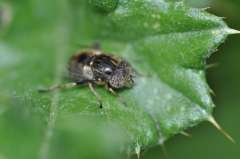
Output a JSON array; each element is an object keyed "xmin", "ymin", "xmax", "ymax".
[{"xmin": 0, "ymin": 0, "xmax": 234, "ymax": 158}]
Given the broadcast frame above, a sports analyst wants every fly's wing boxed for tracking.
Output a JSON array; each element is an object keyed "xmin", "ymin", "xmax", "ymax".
[
  {"xmin": 68, "ymin": 61, "xmax": 85, "ymax": 82},
  {"xmin": 68, "ymin": 52, "xmax": 94, "ymax": 83}
]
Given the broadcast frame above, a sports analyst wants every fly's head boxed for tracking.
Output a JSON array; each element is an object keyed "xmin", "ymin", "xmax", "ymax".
[
  {"xmin": 108, "ymin": 61, "xmax": 135, "ymax": 89},
  {"xmin": 91, "ymin": 54, "xmax": 135, "ymax": 89}
]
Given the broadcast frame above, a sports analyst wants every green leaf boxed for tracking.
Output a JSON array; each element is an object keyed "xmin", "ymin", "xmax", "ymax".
[
  {"xmin": 167, "ymin": 0, "xmax": 211, "ymax": 7},
  {"xmin": 0, "ymin": 0, "xmax": 236, "ymax": 158}
]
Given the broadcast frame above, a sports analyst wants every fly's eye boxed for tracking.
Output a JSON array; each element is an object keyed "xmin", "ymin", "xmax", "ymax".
[{"xmin": 104, "ymin": 67, "xmax": 113, "ymax": 75}]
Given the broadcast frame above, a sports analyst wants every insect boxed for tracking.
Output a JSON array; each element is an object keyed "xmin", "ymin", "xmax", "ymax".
[{"xmin": 39, "ymin": 43, "xmax": 136, "ymax": 108}]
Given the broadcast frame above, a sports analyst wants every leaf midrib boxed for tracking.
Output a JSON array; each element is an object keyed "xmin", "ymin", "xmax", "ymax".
[{"xmin": 38, "ymin": 4, "xmax": 72, "ymax": 158}]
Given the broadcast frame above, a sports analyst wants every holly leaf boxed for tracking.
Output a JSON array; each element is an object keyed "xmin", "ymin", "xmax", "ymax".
[{"xmin": 0, "ymin": 0, "xmax": 237, "ymax": 159}]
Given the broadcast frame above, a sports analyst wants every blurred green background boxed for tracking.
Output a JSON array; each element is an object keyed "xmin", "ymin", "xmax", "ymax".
[
  {"xmin": 0, "ymin": 0, "xmax": 239, "ymax": 159},
  {"xmin": 143, "ymin": 0, "xmax": 240, "ymax": 159}
]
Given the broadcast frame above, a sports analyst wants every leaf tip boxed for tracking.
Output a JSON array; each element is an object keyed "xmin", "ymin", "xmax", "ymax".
[
  {"xmin": 160, "ymin": 144, "xmax": 168, "ymax": 159},
  {"xmin": 225, "ymin": 28, "xmax": 240, "ymax": 35},
  {"xmin": 206, "ymin": 63, "xmax": 219, "ymax": 70},
  {"xmin": 135, "ymin": 142, "xmax": 141, "ymax": 159},
  {"xmin": 208, "ymin": 116, "xmax": 235, "ymax": 143},
  {"xmin": 200, "ymin": 7, "xmax": 210, "ymax": 11},
  {"xmin": 180, "ymin": 131, "xmax": 192, "ymax": 138},
  {"xmin": 208, "ymin": 88, "xmax": 216, "ymax": 96}
]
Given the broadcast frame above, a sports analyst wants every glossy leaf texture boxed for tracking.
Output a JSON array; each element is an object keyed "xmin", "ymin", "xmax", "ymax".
[{"xmin": 0, "ymin": 0, "xmax": 236, "ymax": 159}]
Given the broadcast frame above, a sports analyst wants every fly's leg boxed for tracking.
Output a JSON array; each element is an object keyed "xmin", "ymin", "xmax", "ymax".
[
  {"xmin": 88, "ymin": 82, "xmax": 103, "ymax": 108},
  {"xmin": 38, "ymin": 82, "xmax": 77, "ymax": 92},
  {"xmin": 107, "ymin": 86, "xmax": 128, "ymax": 106},
  {"xmin": 77, "ymin": 42, "xmax": 101, "ymax": 52},
  {"xmin": 91, "ymin": 41, "xmax": 101, "ymax": 51}
]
